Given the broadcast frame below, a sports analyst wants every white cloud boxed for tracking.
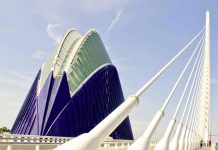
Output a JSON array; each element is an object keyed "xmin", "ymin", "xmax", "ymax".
[
  {"xmin": 31, "ymin": 50, "xmax": 46, "ymax": 60},
  {"xmin": 47, "ymin": 24, "xmax": 62, "ymax": 43},
  {"xmin": 107, "ymin": 9, "xmax": 124, "ymax": 32},
  {"xmin": 106, "ymin": 0, "xmax": 131, "ymax": 32}
]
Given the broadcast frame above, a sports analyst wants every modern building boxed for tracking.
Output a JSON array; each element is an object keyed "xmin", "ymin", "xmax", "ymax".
[{"xmin": 11, "ymin": 29, "xmax": 133, "ymax": 140}]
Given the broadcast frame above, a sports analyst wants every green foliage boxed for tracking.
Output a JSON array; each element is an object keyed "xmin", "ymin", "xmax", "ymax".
[{"xmin": 0, "ymin": 127, "xmax": 10, "ymax": 133}]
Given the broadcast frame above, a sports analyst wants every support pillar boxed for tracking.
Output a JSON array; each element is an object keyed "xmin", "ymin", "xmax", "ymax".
[
  {"xmin": 35, "ymin": 145, "xmax": 40, "ymax": 150},
  {"xmin": 7, "ymin": 145, "xmax": 12, "ymax": 150}
]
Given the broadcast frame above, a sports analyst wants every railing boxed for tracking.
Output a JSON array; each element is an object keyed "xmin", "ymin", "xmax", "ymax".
[
  {"xmin": 100, "ymin": 139, "xmax": 134, "ymax": 149},
  {"xmin": 0, "ymin": 134, "xmax": 135, "ymax": 149},
  {"xmin": 0, "ymin": 134, "xmax": 72, "ymax": 144}
]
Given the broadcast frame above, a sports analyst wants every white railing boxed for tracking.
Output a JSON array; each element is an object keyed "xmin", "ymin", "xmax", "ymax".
[
  {"xmin": 0, "ymin": 134, "xmax": 135, "ymax": 149},
  {"xmin": 0, "ymin": 134, "xmax": 72, "ymax": 144}
]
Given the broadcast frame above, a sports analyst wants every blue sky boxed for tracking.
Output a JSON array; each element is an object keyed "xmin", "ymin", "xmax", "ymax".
[{"xmin": 0, "ymin": 0, "xmax": 218, "ymax": 141}]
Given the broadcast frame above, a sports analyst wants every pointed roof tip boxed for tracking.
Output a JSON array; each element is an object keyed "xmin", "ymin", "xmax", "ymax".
[
  {"xmin": 50, "ymin": 67, "xmax": 54, "ymax": 71},
  {"xmin": 68, "ymin": 28, "xmax": 79, "ymax": 32},
  {"xmin": 82, "ymin": 29, "xmax": 98, "ymax": 37},
  {"xmin": 40, "ymin": 63, "xmax": 46, "ymax": 71},
  {"xmin": 63, "ymin": 28, "xmax": 81, "ymax": 38},
  {"xmin": 87, "ymin": 29, "xmax": 97, "ymax": 33}
]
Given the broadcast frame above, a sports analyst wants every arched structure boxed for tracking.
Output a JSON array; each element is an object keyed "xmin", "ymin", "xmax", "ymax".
[{"xmin": 11, "ymin": 29, "xmax": 133, "ymax": 140}]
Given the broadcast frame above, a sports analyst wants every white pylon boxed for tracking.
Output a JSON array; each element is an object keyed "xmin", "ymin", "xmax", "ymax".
[{"xmin": 203, "ymin": 10, "xmax": 210, "ymax": 143}]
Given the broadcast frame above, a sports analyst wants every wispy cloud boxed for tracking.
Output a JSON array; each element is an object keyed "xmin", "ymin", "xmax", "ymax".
[
  {"xmin": 32, "ymin": 50, "xmax": 46, "ymax": 60},
  {"xmin": 7, "ymin": 71, "xmax": 34, "ymax": 83},
  {"xmin": 0, "ymin": 77, "xmax": 28, "ymax": 88},
  {"xmin": 106, "ymin": 0, "xmax": 130, "ymax": 32},
  {"xmin": 0, "ymin": 70, "xmax": 35, "ymax": 128},
  {"xmin": 0, "ymin": 71, "xmax": 34, "ymax": 88},
  {"xmin": 107, "ymin": 8, "xmax": 124, "ymax": 32},
  {"xmin": 47, "ymin": 24, "xmax": 62, "ymax": 43}
]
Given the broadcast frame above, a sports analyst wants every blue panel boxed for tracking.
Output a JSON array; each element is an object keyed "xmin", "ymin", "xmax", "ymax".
[
  {"xmin": 11, "ymin": 65, "xmax": 133, "ymax": 140},
  {"xmin": 45, "ymin": 65, "xmax": 133, "ymax": 140},
  {"xmin": 37, "ymin": 72, "xmax": 54, "ymax": 134},
  {"xmin": 11, "ymin": 70, "xmax": 41, "ymax": 134},
  {"xmin": 30, "ymin": 115, "xmax": 38, "ymax": 135},
  {"xmin": 21, "ymin": 97, "xmax": 37, "ymax": 134},
  {"xmin": 42, "ymin": 72, "xmax": 71, "ymax": 135}
]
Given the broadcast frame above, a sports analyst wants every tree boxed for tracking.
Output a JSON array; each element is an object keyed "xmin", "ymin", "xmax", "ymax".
[{"xmin": 0, "ymin": 127, "xmax": 10, "ymax": 133}]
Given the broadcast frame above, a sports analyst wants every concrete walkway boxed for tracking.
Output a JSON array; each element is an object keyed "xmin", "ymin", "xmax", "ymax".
[{"xmin": 195, "ymin": 146, "xmax": 216, "ymax": 150}]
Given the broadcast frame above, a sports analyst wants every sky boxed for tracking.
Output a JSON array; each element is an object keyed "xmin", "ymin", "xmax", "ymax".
[{"xmin": 0, "ymin": 0, "xmax": 218, "ymax": 142}]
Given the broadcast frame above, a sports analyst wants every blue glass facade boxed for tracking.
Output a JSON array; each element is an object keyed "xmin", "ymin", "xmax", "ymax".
[
  {"xmin": 11, "ymin": 65, "xmax": 133, "ymax": 140},
  {"xmin": 11, "ymin": 70, "xmax": 41, "ymax": 134}
]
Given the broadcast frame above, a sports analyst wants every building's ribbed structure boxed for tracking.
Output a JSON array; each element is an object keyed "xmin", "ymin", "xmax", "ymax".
[{"xmin": 11, "ymin": 29, "xmax": 133, "ymax": 140}]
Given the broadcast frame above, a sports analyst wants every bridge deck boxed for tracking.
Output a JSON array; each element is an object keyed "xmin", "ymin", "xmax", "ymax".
[{"xmin": 195, "ymin": 146, "xmax": 216, "ymax": 150}]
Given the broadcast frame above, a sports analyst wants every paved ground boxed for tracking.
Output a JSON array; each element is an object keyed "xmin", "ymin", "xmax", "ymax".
[{"xmin": 195, "ymin": 146, "xmax": 216, "ymax": 150}]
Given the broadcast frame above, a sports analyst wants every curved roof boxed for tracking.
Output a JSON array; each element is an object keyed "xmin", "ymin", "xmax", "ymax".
[
  {"xmin": 11, "ymin": 28, "xmax": 133, "ymax": 139},
  {"xmin": 63, "ymin": 30, "xmax": 112, "ymax": 94},
  {"xmin": 38, "ymin": 29, "xmax": 111, "ymax": 94},
  {"xmin": 52, "ymin": 29, "xmax": 81, "ymax": 76},
  {"xmin": 39, "ymin": 29, "xmax": 81, "ymax": 91}
]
